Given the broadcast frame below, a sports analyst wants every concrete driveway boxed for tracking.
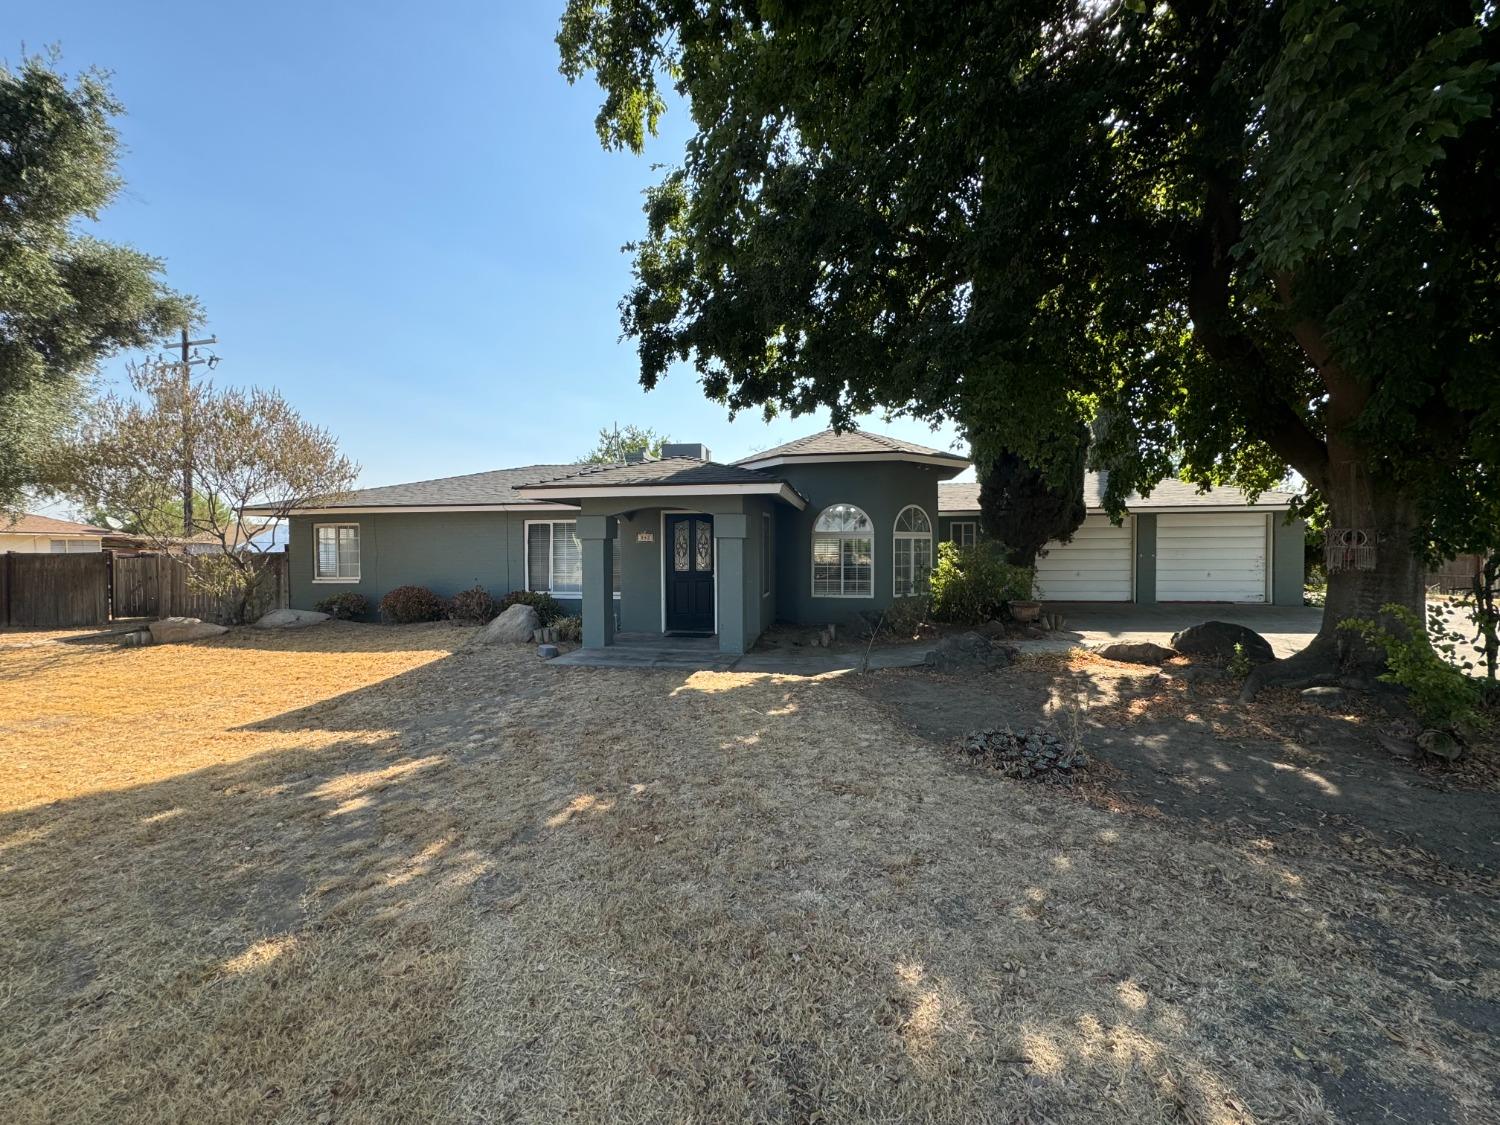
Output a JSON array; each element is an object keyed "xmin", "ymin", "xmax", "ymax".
[{"xmin": 1043, "ymin": 602, "xmax": 1323, "ymax": 657}]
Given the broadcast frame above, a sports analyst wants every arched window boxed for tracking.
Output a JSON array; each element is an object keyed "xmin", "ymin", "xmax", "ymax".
[
  {"xmin": 812, "ymin": 503, "xmax": 873, "ymax": 597},
  {"xmin": 892, "ymin": 505, "xmax": 933, "ymax": 596}
]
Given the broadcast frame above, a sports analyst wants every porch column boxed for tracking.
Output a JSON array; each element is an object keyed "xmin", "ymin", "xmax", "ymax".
[
  {"xmin": 714, "ymin": 514, "xmax": 748, "ymax": 655},
  {"xmin": 577, "ymin": 515, "xmax": 617, "ymax": 648}
]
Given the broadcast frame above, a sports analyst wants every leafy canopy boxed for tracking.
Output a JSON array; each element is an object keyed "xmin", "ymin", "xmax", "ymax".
[
  {"xmin": 559, "ymin": 0, "xmax": 1499, "ymax": 557},
  {"xmin": 582, "ymin": 423, "xmax": 669, "ymax": 463},
  {"xmin": 0, "ymin": 54, "xmax": 195, "ymax": 511}
]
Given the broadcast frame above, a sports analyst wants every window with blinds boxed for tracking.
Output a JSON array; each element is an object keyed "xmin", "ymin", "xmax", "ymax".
[
  {"xmin": 314, "ymin": 524, "xmax": 360, "ymax": 580},
  {"xmin": 811, "ymin": 503, "xmax": 873, "ymax": 597},
  {"xmin": 525, "ymin": 522, "xmax": 621, "ymax": 596}
]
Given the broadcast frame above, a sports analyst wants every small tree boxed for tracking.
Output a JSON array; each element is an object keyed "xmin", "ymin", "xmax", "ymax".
[
  {"xmin": 975, "ymin": 422, "xmax": 1089, "ymax": 568},
  {"xmin": 56, "ymin": 363, "xmax": 357, "ymax": 623},
  {"xmin": 582, "ymin": 424, "xmax": 668, "ymax": 464}
]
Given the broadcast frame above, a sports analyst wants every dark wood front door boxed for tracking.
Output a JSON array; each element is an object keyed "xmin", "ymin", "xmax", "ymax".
[{"xmin": 665, "ymin": 514, "xmax": 715, "ymax": 633}]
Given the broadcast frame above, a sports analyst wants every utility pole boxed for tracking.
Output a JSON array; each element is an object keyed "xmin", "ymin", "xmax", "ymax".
[{"xmin": 171, "ymin": 328, "xmax": 218, "ymax": 537}]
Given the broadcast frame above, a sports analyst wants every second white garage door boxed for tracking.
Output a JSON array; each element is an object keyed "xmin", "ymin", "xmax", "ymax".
[
  {"xmin": 1035, "ymin": 515, "xmax": 1134, "ymax": 601},
  {"xmin": 1156, "ymin": 513, "xmax": 1268, "ymax": 602}
]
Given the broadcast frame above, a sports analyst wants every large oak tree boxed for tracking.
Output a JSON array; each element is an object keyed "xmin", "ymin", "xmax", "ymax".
[{"xmin": 559, "ymin": 0, "xmax": 1499, "ymax": 688}]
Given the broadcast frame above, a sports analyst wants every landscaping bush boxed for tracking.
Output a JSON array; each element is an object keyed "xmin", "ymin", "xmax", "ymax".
[
  {"xmin": 448, "ymin": 584, "xmax": 499, "ymax": 624},
  {"xmin": 379, "ymin": 585, "xmax": 446, "ymax": 624},
  {"xmin": 313, "ymin": 591, "xmax": 369, "ymax": 620},
  {"xmin": 552, "ymin": 615, "xmax": 583, "ymax": 643},
  {"xmin": 1342, "ymin": 605, "xmax": 1487, "ymax": 732},
  {"xmin": 868, "ymin": 596, "xmax": 930, "ymax": 640},
  {"xmin": 497, "ymin": 589, "xmax": 566, "ymax": 625},
  {"xmin": 930, "ymin": 541, "xmax": 1034, "ymax": 625}
]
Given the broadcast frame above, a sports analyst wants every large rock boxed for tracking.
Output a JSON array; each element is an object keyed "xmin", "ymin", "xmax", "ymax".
[
  {"xmin": 1097, "ymin": 641, "xmax": 1176, "ymax": 665},
  {"xmin": 149, "ymin": 616, "xmax": 228, "ymax": 644},
  {"xmin": 924, "ymin": 631, "xmax": 1017, "ymax": 673},
  {"xmin": 1169, "ymin": 621, "xmax": 1275, "ymax": 664},
  {"xmin": 253, "ymin": 608, "xmax": 330, "ymax": 629},
  {"xmin": 481, "ymin": 603, "xmax": 541, "ymax": 643}
]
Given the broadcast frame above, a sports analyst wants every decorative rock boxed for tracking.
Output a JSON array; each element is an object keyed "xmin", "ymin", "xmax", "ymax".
[
  {"xmin": 537, "ymin": 644, "xmax": 560, "ymax": 660},
  {"xmin": 1170, "ymin": 621, "xmax": 1275, "ymax": 664},
  {"xmin": 480, "ymin": 603, "xmax": 541, "ymax": 643},
  {"xmin": 1097, "ymin": 641, "xmax": 1176, "ymax": 665},
  {"xmin": 1416, "ymin": 729, "xmax": 1463, "ymax": 762},
  {"xmin": 1376, "ymin": 731, "xmax": 1418, "ymax": 759},
  {"xmin": 253, "ymin": 608, "xmax": 330, "ymax": 629},
  {"xmin": 149, "ymin": 616, "xmax": 228, "ymax": 644},
  {"xmin": 959, "ymin": 726, "xmax": 1089, "ymax": 783},
  {"xmin": 924, "ymin": 631, "xmax": 1018, "ymax": 672},
  {"xmin": 1299, "ymin": 685, "xmax": 1349, "ymax": 707}
]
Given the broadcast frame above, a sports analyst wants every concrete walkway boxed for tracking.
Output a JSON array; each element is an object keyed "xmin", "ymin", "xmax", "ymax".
[
  {"xmin": 1037, "ymin": 602, "xmax": 1323, "ymax": 658},
  {"xmin": 549, "ymin": 632, "xmax": 934, "ymax": 674}
]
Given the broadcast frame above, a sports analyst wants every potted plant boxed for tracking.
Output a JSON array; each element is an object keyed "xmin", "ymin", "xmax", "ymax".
[{"xmin": 1006, "ymin": 571, "xmax": 1043, "ymax": 624}]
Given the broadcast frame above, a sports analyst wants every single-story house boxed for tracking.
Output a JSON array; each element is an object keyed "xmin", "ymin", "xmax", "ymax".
[
  {"xmin": 0, "ymin": 513, "xmax": 141, "ymax": 554},
  {"xmin": 251, "ymin": 429, "xmax": 1304, "ymax": 654},
  {"xmin": 938, "ymin": 475, "xmax": 1305, "ymax": 605}
]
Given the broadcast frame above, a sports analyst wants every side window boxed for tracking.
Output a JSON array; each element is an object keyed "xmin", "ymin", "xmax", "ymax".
[
  {"xmin": 893, "ymin": 506, "xmax": 933, "ymax": 596},
  {"xmin": 811, "ymin": 504, "xmax": 873, "ymax": 597}
]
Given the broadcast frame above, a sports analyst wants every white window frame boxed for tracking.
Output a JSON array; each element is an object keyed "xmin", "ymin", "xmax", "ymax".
[
  {"xmin": 312, "ymin": 523, "xmax": 361, "ymax": 583},
  {"xmin": 810, "ymin": 503, "xmax": 875, "ymax": 599},
  {"xmin": 892, "ymin": 505, "xmax": 934, "ymax": 597},
  {"xmin": 525, "ymin": 519, "xmax": 621, "ymax": 599},
  {"xmin": 949, "ymin": 520, "xmax": 978, "ymax": 547}
]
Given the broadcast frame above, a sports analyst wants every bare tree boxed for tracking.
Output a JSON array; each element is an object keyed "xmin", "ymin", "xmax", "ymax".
[{"xmin": 55, "ymin": 363, "xmax": 357, "ymax": 623}]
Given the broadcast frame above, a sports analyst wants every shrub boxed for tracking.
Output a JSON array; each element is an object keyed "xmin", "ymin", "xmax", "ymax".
[
  {"xmin": 1226, "ymin": 641, "xmax": 1254, "ymax": 680},
  {"xmin": 870, "ymin": 596, "xmax": 930, "ymax": 640},
  {"xmin": 448, "ymin": 584, "xmax": 499, "ymax": 624},
  {"xmin": 314, "ymin": 591, "xmax": 369, "ymax": 620},
  {"xmin": 380, "ymin": 585, "xmax": 446, "ymax": 624},
  {"xmin": 930, "ymin": 542, "xmax": 1034, "ymax": 625},
  {"xmin": 497, "ymin": 589, "xmax": 566, "ymax": 625},
  {"xmin": 552, "ymin": 615, "xmax": 583, "ymax": 643},
  {"xmin": 1342, "ymin": 604, "xmax": 1486, "ymax": 732}
]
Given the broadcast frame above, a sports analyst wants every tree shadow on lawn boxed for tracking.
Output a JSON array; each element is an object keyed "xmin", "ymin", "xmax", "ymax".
[{"xmin": 3, "ymin": 647, "xmax": 1497, "ymax": 1123}]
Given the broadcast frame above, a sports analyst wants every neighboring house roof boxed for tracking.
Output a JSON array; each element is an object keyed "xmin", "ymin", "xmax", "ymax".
[
  {"xmin": 938, "ymin": 474, "xmax": 1298, "ymax": 515},
  {"xmin": 517, "ymin": 457, "xmax": 808, "ymax": 509},
  {"xmin": 170, "ymin": 523, "xmax": 276, "ymax": 550},
  {"xmin": 736, "ymin": 428, "xmax": 970, "ymax": 471},
  {"xmin": 0, "ymin": 513, "xmax": 112, "ymax": 537},
  {"xmin": 242, "ymin": 465, "xmax": 587, "ymax": 514}
]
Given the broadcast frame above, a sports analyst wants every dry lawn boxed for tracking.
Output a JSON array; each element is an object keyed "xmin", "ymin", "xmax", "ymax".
[{"xmin": 1, "ymin": 624, "xmax": 1496, "ymax": 1123}]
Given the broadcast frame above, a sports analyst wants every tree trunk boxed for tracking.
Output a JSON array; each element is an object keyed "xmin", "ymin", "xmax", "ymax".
[{"xmin": 1243, "ymin": 458, "xmax": 1426, "ymax": 698}]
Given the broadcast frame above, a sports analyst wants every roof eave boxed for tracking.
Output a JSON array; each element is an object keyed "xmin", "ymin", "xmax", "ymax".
[
  {"xmin": 241, "ymin": 501, "xmax": 582, "ymax": 516},
  {"xmin": 515, "ymin": 481, "xmax": 808, "ymax": 510},
  {"xmin": 735, "ymin": 452, "xmax": 971, "ymax": 472}
]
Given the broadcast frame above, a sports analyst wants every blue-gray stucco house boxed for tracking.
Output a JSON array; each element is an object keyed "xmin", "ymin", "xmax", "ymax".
[{"xmin": 258, "ymin": 428, "xmax": 1304, "ymax": 654}]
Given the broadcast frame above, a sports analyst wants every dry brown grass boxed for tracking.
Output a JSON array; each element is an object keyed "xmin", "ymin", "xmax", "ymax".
[{"xmin": 2, "ymin": 625, "xmax": 1496, "ymax": 1122}]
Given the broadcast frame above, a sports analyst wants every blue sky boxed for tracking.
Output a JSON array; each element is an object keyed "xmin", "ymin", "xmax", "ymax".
[{"xmin": 13, "ymin": 0, "xmax": 968, "ymax": 494}]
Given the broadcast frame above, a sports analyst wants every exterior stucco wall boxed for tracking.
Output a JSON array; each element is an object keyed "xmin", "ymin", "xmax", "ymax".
[
  {"xmin": 1272, "ymin": 515, "xmax": 1307, "ymax": 606},
  {"xmin": 774, "ymin": 462, "xmax": 945, "ymax": 628}
]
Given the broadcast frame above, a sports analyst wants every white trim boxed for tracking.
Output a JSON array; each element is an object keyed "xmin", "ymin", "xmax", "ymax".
[
  {"xmin": 251, "ymin": 502, "xmax": 581, "ymax": 516},
  {"xmin": 312, "ymin": 522, "xmax": 361, "ymax": 583},
  {"xmin": 516, "ymin": 481, "xmax": 807, "ymax": 509},
  {"xmin": 737, "ymin": 451, "xmax": 970, "ymax": 471},
  {"xmin": 947, "ymin": 519, "xmax": 978, "ymax": 547},
  {"xmin": 892, "ymin": 505, "xmax": 934, "ymax": 597},
  {"xmin": 810, "ymin": 503, "xmax": 876, "ymax": 600},
  {"xmin": 523, "ymin": 518, "xmax": 588, "ymax": 598}
]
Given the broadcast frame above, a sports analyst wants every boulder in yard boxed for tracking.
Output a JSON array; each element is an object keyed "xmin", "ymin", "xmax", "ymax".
[
  {"xmin": 149, "ymin": 617, "xmax": 229, "ymax": 644},
  {"xmin": 537, "ymin": 643, "xmax": 560, "ymax": 660},
  {"xmin": 1299, "ymin": 685, "xmax": 1349, "ymax": 707},
  {"xmin": 253, "ymin": 608, "xmax": 330, "ymax": 629},
  {"xmin": 959, "ymin": 726, "xmax": 1089, "ymax": 783},
  {"xmin": 1096, "ymin": 641, "xmax": 1176, "ymax": 665},
  {"xmin": 1417, "ymin": 729, "xmax": 1463, "ymax": 762},
  {"xmin": 481, "ymin": 603, "xmax": 540, "ymax": 643},
  {"xmin": 924, "ymin": 631, "xmax": 1018, "ymax": 672},
  {"xmin": 1170, "ymin": 620, "xmax": 1275, "ymax": 664}
]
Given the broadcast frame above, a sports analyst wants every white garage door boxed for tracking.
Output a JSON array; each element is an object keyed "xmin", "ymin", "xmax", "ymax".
[
  {"xmin": 1156, "ymin": 513, "xmax": 1268, "ymax": 602},
  {"xmin": 1035, "ymin": 515, "xmax": 1134, "ymax": 601}
]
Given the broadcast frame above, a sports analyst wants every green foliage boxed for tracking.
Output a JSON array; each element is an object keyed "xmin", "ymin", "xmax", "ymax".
[
  {"xmin": 1226, "ymin": 643, "xmax": 1254, "ymax": 680},
  {"xmin": 976, "ymin": 422, "xmax": 1089, "ymax": 568},
  {"xmin": 447, "ymin": 585, "xmax": 499, "ymax": 624},
  {"xmin": 86, "ymin": 490, "xmax": 223, "ymax": 538},
  {"xmin": 314, "ymin": 591, "xmax": 369, "ymax": 620},
  {"xmin": 930, "ymin": 542, "xmax": 1034, "ymax": 626},
  {"xmin": 560, "ymin": 0, "xmax": 1500, "ymax": 657},
  {"xmin": 1341, "ymin": 605, "xmax": 1486, "ymax": 731},
  {"xmin": 0, "ymin": 55, "xmax": 196, "ymax": 511},
  {"xmin": 582, "ymin": 424, "xmax": 668, "ymax": 464},
  {"xmin": 552, "ymin": 615, "xmax": 584, "ymax": 643},
  {"xmin": 872, "ymin": 596, "xmax": 930, "ymax": 640},
  {"xmin": 498, "ymin": 589, "xmax": 566, "ymax": 626},
  {"xmin": 380, "ymin": 585, "xmax": 446, "ymax": 625}
]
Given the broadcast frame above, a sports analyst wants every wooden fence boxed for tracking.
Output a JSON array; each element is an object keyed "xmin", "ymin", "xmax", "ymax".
[
  {"xmin": 0, "ymin": 552, "xmax": 110, "ymax": 628},
  {"xmin": 1429, "ymin": 554, "xmax": 1485, "ymax": 595},
  {"xmin": 1, "ymin": 550, "xmax": 288, "ymax": 629}
]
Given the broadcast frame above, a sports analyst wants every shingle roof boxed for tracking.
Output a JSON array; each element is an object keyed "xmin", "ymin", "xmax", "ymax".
[
  {"xmin": 1, "ymin": 513, "xmax": 112, "ymax": 536},
  {"xmin": 938, "ymin": 473, "xmax": 1297, "ymax": 514},
  {"xmin": 272, "ymin": 464, "xmax": 586, "ymax": 510},
  {"xmin": 524, "ymin": 458, "xmax": 789, "ymax": 489},
  {"xmin": 736, "ymin": 428, "xmax": 969, "ymax": 465}
]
